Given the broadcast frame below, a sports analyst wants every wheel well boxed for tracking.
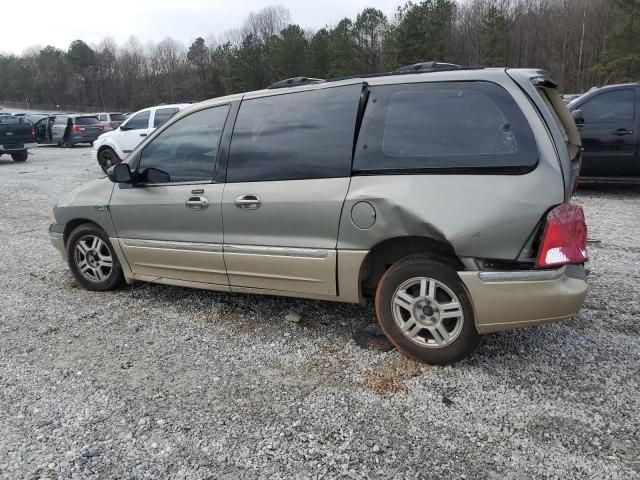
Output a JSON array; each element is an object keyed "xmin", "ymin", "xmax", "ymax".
[
  {"xmin": 98, "ymin": 145, "xmax": 116, "ymax": 156},
  {"xmin": 358, "ymin": 236, "xmax": 462, "ymax": 297},
  {"xmin": 63, "ymin": 219, "xmax": 101, "ymax": 246}
]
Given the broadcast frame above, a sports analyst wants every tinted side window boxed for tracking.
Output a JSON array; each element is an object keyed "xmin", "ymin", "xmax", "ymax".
[
  {"xmin": 125, "ymin": 111, "xmax": 150, "ymax": 130},
  {"xmin": 154, "ymin": 108, "xmax": 179, "ymax": 128},
  {"xmin": 139, "ymin": 105, "xmax": 229, "ymax": 184},
  {"xmin": 227, "ymin": 84, "xmax": 361, "ymax": 182},
  {"xmin": 354, "ymin": 81, "xmax": 538, "ymax": 172},
  {"xmin": 580, "ymin": 90, "xmax": 635, "ymax": 123}
]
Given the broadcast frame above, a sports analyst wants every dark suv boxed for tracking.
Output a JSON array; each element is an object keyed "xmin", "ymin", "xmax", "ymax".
[{"xmin": 569, "ymin": 83, "xmax": 640, "ymax": 180}]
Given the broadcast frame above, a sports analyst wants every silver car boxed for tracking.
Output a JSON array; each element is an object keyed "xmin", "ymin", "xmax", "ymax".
[
  {"xmin": 49, "ymin": 64, "xmax": 588, "ymax": 365},
  {"xmin": 50, "ymin": 114, "xmax": 103, "ymax": 147}
]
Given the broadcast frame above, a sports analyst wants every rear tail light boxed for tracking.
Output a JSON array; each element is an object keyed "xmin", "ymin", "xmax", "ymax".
[
  {"xmin": 31, "ymin": 127, "xmax": 35, "ymax": 140},
  {"xmin": 535, "ymin": 203, "xmax": 588, "ymax": 269},
  {"xmin": 71, "ymin": 125, "xmax": 85, "ymax": 132}
]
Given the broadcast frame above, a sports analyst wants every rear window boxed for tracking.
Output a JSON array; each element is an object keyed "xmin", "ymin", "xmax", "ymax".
[
  {"xmin": 0, "ymin": 116, "xmax": 21, "ymax": 124},
  {"xmin": 354, "ymin": 81, "xmax": 538, "ymax": 173},
  {"xmin": 110, "ymin": 113, "xmax": 126, "ymax": 122},
  {"xmin": 75, "ymin": 117, "xmax": 100, "ymax": 125}
]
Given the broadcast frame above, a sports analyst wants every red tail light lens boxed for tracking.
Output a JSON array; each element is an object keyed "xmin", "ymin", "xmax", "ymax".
[
  {"xmin": 535, "ymin": 203, "xmax": 588, "ymax": 269},
  {"xmin": 31, "ymin": 127, "xmax": 35, "ymax": 140},
  {"xmin": 71, "ymin": 125, "xmax": 85, "ymax": 132}
]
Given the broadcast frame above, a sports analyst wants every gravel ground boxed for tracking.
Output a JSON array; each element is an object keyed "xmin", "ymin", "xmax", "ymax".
[{"xmin": 0, "ymin": 146, "xmax": 638, "ymax": 480}]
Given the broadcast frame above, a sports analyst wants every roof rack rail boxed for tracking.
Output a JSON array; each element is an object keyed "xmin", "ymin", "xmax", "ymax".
[
  {"xmin": 267, "ymin": 77, "xmax": 325, "ymax": 89},
  {"xmin": 394, "ymin": 61, "xmax": 480, "ymax": 73}
]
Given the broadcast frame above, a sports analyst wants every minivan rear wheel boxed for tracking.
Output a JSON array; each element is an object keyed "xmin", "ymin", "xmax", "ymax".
[
  {"xmin": 67, "ymin": 224, "xmax": 124, "ymax": 291},
  {"xmin": 375, "ymin": 256, "xmax": 480, "ymax": 365}
]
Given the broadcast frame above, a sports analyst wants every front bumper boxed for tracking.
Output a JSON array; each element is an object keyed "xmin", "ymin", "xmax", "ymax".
[
  {"xmin": 459, "ymin": 265, "xmax": 588, "ymax": 334},
  {"xmin": 49, "ymin": 224, "xmax": 66, "ymax": 262}
]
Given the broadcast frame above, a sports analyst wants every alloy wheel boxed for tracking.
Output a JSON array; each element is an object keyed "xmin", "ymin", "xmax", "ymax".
[
  {"xmin": 391, "ymin": 277, "xmax": 464, "ymax": 348},
  {"xmin": 74, "ymin": 235, "xmax": 114, "ymax": 283}
]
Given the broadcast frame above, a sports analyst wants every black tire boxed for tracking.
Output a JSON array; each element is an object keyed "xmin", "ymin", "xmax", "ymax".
[
  {"xmin": 98, "ymin": 147, "xmax": 121, "ymax": 174},
  {"xmin": 11, "ymin": 150, "xmax": 28, "ymax": 162},
  {"xmin": 67, "ymin": 223, "xmax": 124, "ymax": 291},
  {"xmin": 375, "ymin": 256, "xmax": 480, "ymax": 365}
]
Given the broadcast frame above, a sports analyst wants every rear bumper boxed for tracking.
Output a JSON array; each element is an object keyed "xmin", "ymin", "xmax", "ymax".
[
  {"xmin": 0, "ymin": 142, "xmax": 36, "ymax": 151},
  {"xmin": 70, "ymin": 134, "xmax": 100, "ymax": 144},
  {"xmin": 459, "ymin": 265, "xmax": 587, "ymax": 334}
]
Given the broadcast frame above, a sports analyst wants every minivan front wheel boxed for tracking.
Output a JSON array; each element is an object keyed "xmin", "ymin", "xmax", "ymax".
[
  {"xmin": 375, "ymin": 256, "xmax": 480, "ymax": 365},
  {"xmin": 67, "ymin": 224, "xmax": 124, "ymax": 291}
]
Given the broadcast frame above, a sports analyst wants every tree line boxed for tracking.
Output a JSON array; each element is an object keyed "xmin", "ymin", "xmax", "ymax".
[{"xmin": 0, "ymin": 0, "xmax": 638, "ymax": 112}]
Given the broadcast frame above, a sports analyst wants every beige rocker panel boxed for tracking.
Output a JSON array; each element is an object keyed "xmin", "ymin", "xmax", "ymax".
[
  {"xmin": 117, "ymin": 238, "xmax": 228, "ymax": 286},
  {"xmin": 224, "ymin": 245, "xmax": 337, "ymax": 296},
  {"xmin": 111, "ymin": 237, "xmax": 368, "ymax": 303}
]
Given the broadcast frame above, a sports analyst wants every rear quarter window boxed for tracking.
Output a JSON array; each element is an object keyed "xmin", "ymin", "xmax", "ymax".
[{"xmin": 354, "ymin": 81, "xmax": 538, "ymax": 173}]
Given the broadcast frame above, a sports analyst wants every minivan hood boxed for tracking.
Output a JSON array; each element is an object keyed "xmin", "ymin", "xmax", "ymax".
[{"xmin": 56, "ymin": 177, "xmax": 114, "ymax": 209}]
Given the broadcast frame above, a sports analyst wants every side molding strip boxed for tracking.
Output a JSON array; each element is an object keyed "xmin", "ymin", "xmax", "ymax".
[
  {"xmin": 122, "ymin": 239, "xmax": 223, "ymax": 252},
  {"xmin": 120, "ymin": 239, "xmax": 329, "ymax": 259},
  {"xmin": 223, "ymin": 244, "xmax": 329, "ymax": 259}
]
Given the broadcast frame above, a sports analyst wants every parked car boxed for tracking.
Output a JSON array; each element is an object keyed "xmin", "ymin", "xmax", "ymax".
[
  {"xmin": 94, "ymin": 112, "xmax": 126, "ymax": 132},
  {"xmin": 568, "ymin": 83, "xmax": 640, "ymax": 180},
  {"xmin": 50, "ymin": 114, "xmax": 103, "ymax": 147},
  {"xmin": 92, "ymin": 104, "xmax": 189, "ymax": 173},
  {"xmin": 50, "ymin": 64, "xmax": 588, "ymax": 365},
  {"xmin": 32, "ymin": 115, "xmax": 56, "ymax": 144},
  {"xmin": 0, "ymin": 114, "xmax": 36, "ymax": 162},
  {"xmin": 562, "ymin": 93, "xmax": 582, "ymax": 103}
]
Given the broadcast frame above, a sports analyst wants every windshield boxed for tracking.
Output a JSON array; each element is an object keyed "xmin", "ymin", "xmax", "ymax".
[{"xmin": 75, "ymin": 117, "xmax": 100, "ymax": 125}]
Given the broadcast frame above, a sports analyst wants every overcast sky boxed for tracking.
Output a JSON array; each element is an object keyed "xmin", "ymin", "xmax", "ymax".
[{"xmin": 2, "ymin": 0, "xmax": 401, "ymax": 54}]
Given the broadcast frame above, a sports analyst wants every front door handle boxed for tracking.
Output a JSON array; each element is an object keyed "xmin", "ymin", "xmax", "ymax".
[
  {"xmin": 234, "ymin": 194, "xmax": 261, "ymax": 210},
  {"xmin": 140, "ymin": 133, "xmax": 147, "ymax": 137},
  {"xmin": 612, "ymin": 128, "xmax": 633, "ymax": 136},
  {"xmin": 185, "ymin": 195, "xmax": 210, "ymax": 210}
]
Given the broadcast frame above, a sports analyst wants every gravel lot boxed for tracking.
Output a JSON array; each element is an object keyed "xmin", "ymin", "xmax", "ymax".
[{"xmin": 0, "ymin": 146, "xmax": 638, "ymax": 479}]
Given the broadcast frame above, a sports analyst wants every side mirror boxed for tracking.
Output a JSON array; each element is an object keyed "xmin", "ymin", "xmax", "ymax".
[
  {"xmin": 142, "ymin": 167, "xmax": 171, "ymax": 184},
  {"xmin": 571, "ymin": 109, "xmax": 585, "ymax": 128},
  {"xmin": 119, "ymin": 124, "xmax": 131, "ymax": 131},
  {"xmin": 107, "ymin": 163, "xmax": 132, "ymax": 183}
]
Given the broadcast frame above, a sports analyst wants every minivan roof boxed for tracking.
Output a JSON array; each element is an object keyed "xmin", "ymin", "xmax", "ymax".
[{"xmin": 192, "ymin": 67, "xmax": 539, "ymax": 110}]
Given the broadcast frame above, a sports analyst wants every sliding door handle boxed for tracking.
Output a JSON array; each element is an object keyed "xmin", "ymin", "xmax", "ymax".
[{"xmin": 234, "ymin": 194, "xmax": 261, "ymax": 210}]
